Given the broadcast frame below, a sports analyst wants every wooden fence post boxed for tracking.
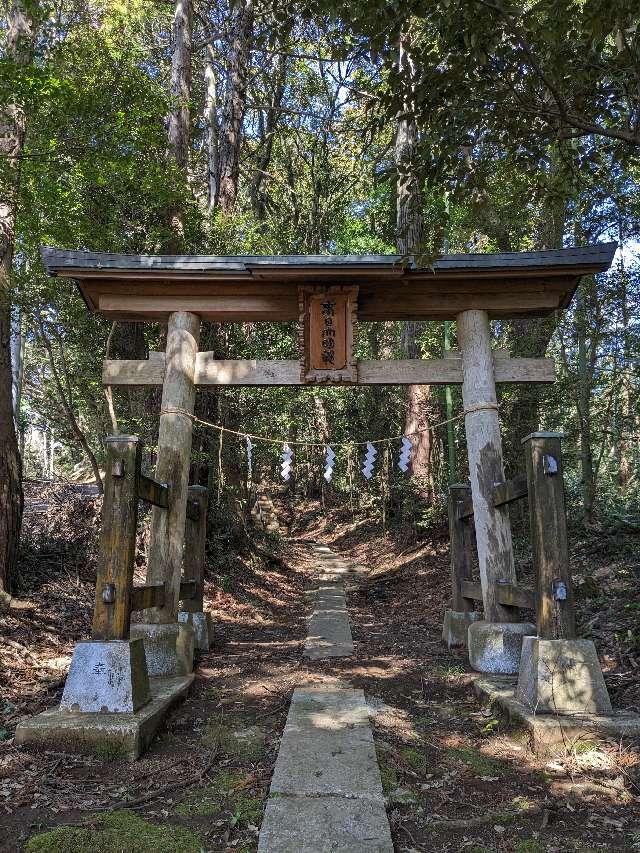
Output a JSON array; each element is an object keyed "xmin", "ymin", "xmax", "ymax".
[
  {"xmin": 522, "ymin": 432, "xmax": 576, "ymax": 640},
  {"xmin": 183, "ymin": 485, "xmax": 208, "ymax": 614},
  {"xmin": 92, "ymin": 435, "xmax": 141, "ymax": 640},
  {"xmin": 448, "ymin": 484, "xmax": 474, "ymax": 611}
]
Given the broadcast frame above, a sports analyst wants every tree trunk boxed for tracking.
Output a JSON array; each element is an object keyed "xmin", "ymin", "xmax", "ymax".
[
  {"xmin": 10, "ymin": 309, "xmax": 23, "ymax": 419},
  {"xmin": 250, "ymin": 42, "xmax": 287, "ymax": 221},
  {"xmin": 0, "ymin": 0, "xmax": 36, "ymax": 596},
  {"xmin": 395, "ymin": 121, "xmax": 422, "ymax": 257},
  {"xmin": 501, "ymin": 168, "xmax": 567, "ymax": 473},
  {"xmin": 167, "ymin": 0, "xmax": 193, "ymax": 249},
  {"xmin": 204, "ymin": 43, "xmax": 219, "ymax": 216},
  {"xmin": 616, "ymin": 228, "xmax": 633, "ymax": 492},
  {"xmin": 218, "ymin": 0, "xmax": 254, "ymax": 214},
  {"xmin": 575, "ymin": 287, "xmax": 596, "ymax": 524},
  {"xmin": 395, "ymin": 30, "xmax": 434, "ymax": 494},
  {"xmin": 313, "ymin": 394, "xmax": 330, "ymax": 504}
]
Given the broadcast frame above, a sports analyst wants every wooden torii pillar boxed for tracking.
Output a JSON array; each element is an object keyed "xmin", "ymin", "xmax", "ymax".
[
  {"xmin": 145, "ymin": 311, "xmax": 200, "ymax": 625},
  {"xmin": 457, "ymin": 309, "xmax": 517, "ymax": 623},
  {"xmin": 129, "ymin": 311, "xmax": 202, "ymax": 676}
]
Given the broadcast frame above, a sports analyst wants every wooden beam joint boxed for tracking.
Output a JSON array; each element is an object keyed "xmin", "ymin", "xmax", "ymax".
[
  {"xmin": 460, "ymin": 579, "xmax": 536, "ymax": 610},
  {"xmin": 130, "ymin": 583, "xmax": 165, "ymax": 612},
  {"xmin": 138, "ymin": 474, "xmax": 169, "ymax": 508},
  {"xmin": 457, "ymin": 474, "xmax": 529, "ymax": 520}
]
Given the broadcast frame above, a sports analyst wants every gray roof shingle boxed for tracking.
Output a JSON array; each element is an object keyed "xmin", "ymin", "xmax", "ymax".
[{"xmin": 41, "ymin": 243, "xmax": 617, "ymax": 275}]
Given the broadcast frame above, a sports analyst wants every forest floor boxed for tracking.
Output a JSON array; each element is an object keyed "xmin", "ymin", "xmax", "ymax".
[{"xmin": 0, "ymin": 484, "xmax": 639, "ymax": 852}]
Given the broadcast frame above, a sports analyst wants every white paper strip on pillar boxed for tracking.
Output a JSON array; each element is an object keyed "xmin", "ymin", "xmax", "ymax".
[
  {"xmin": 281, "ymin": 443, "xmax": 293, "ymax": 481},
  {"xmin": 362, "ymin": 441, "xmax": 377, "ymax": 480},
  {"xmin": 398, "ymin": 436, "xmax": 412, "ymax": 473},
  {"xmin": 245, "ymin": 435, "xmax": 253, "ymax": 480},
  {"xmin": 324, "ymin": 446, "xmax": 336, "ymax": 482}
]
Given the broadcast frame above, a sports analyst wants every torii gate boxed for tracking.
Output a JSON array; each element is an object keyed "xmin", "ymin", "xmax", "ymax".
[
  {"xmin": 16, "ymin": 243, "xmax": 616, "ymax": 757},
  {"xmin": 41, "ymin": 244, "xmax": 615, "ymax": 678}
]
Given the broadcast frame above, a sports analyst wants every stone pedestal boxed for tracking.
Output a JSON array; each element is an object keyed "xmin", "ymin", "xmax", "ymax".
[
  {"xmin": 17, "ymin": 675, "xmax": 194, "ymax": 760},
  {"xmin": 60, "ymin": 639, "xmax": 150, "ymax": 713},
  {"xmin": 130, "ymin": 621, "xmax": 194, "ymax": 677},
  {"xmin": 468, "ymin": 620, "xmax": 536, "ymax": 674},
  {"xmin": 442, "ymin": 609, "xmax": 482, "ymax": 648},
  {"xmin": 516, "ymin": 637, "xmax": 612, "ymax": 714},
  {"xmin": 178, "ymin": 611, "xmax": 212, "ymax": 652}
]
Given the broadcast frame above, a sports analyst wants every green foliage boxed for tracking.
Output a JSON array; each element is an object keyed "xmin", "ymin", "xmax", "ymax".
[
  {"xmin": 378, "ymin": 761, "xmax": 399, "ymax": 794},
  {"xmin": 93, "ymin": 742, "xmax": 128, "ymax": 762},
  {"xmin": 400, "ymin": 746, "xmax": 427, "ymax": 774},
  {"xmin": 6, "ymin": 0, "xmax": 639, "ymax": 532}
]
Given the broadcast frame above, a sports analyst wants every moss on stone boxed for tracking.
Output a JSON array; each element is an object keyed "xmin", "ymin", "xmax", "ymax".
[
  {"xmin": 571, "ymin": 739, "xmax": 599, "ymax": 755},
  {"xmin": 25, "ymin": 810, "xmax": 203, "ymax": 853}
]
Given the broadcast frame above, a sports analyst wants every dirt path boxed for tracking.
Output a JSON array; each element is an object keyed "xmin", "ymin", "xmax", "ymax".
[{"xmin": 2, "ymin": 518, "xmax": 639, "ymax": 852}]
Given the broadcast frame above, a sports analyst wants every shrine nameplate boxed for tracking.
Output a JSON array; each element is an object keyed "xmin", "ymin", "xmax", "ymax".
[{"xmin": 299, "ymin": 285, "xmax": 358, "ymax": 383}]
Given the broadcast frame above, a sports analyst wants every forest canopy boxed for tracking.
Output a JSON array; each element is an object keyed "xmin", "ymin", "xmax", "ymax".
[{"xmin": 1, "ymin": 0, "xmax": 639, "ymax": 594}]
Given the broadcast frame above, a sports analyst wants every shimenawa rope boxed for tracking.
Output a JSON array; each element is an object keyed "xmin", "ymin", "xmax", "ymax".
[{"xmin": 158, "ymin": 402, "xmax": 499, "ymax": 449}]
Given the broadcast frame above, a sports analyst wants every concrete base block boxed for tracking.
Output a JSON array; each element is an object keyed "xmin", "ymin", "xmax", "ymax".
[
  {"xmin": 130, "ymin": 621, "xmax": 194, "ymax": 677},
  {"xmin": 516, "ymin": 637, "xmax": 612, "ymax": 714},
  {"xmin": 442, "ymin": 609, "xmax": 482, "ymax": 648},
  {"xmin": 178, "ymin": 611, "xmax": 212, "ymax": 651},
  {"xmin": 60, "ymin": 639, "xmax": 150, "ymax": 713},
  {"xmin": 16, "ymin": 676, "xmax": 194, "ymax": 761},
  {"xmin": 473, "ymin": 675, "xmax": 639, "ymax": 757},
  {"xmin": 468, "ymin": 620, "xmax": 536, "ymax": 674}
]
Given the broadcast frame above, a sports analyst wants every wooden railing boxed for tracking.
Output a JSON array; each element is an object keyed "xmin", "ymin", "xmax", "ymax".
[
  {"xmin": 91, "ymin": 435, "xmax": 208, "ymax": 641},
  {"xmin": 448, "ymin": 432, "xmax": 575, "ymax": 640}
]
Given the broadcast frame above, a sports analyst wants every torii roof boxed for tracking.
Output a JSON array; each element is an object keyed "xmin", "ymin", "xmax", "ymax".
[{"xmin": 41, "ymin": 243, "xmax": 616, "ymax": 322}]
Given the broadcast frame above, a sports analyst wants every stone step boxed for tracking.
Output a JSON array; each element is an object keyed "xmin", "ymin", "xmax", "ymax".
[
  {"xmin": 258, "ymin": 687, "xmax": 393, "ymax": 853},
  {"xmin": 304, "ymin": 576, "xmax": 353, "ymax": 660}
]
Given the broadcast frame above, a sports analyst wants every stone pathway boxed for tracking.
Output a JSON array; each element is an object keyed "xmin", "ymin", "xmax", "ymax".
[
  {"xmin": 258, "ymin": 545, "xmax": 393, "ymax": 853},
  {"xmin": 304, "ymin": 545, "xmax": 354, "ymax": 660}
]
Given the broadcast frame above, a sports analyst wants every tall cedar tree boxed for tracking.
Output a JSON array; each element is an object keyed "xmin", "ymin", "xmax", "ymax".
[{"xmin": 0, "ymin": 0, "xmax": 37, "ymax": 599}]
